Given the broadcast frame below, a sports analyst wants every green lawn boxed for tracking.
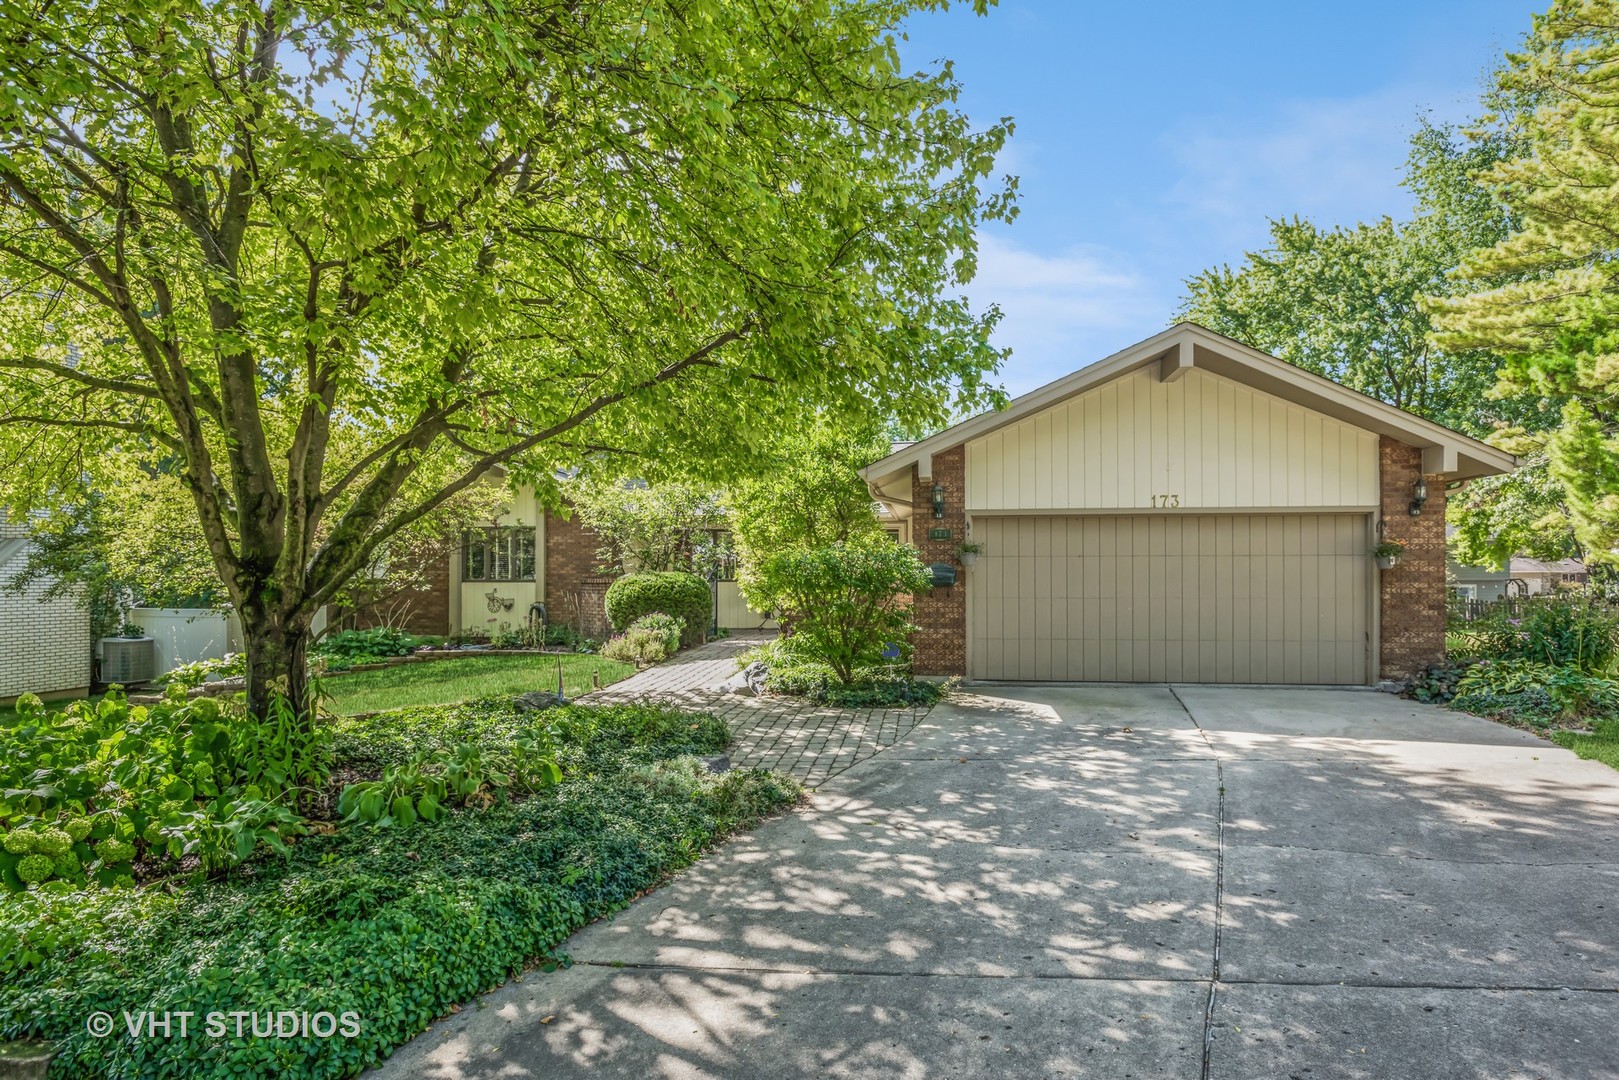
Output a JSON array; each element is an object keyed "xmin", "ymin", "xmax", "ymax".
[
  {"xmin": 1552, "ymin": 720, "xmax": 1619, "ymax": 772},
  {"xmin": 318, "ymin": 652, "xmax": 635, "ymax": 715}
]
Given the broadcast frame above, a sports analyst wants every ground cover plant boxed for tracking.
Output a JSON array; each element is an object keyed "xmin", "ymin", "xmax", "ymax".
[
  {"xmin": 1427, "ymin": 595, "xmax": 1619, "ymax": 744},
  {"xmin": 741, "ymin": 636, "xmax": 949, "ymax": 709},
  {"xmin": 0, "ymin": 696, "xmax": 799, "ymax": 1078}
]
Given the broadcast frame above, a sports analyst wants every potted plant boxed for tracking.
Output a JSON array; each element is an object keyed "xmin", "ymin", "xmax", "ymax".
[
  {"xmin": 1373, "ymin": 541, "xmax": 1404, "ymax": 570},
  {"xmin": 958, "ymin": 541, "xmax": 983, "ymax": 567}
]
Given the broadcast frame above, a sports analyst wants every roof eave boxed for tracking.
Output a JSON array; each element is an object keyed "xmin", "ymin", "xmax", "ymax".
[{"xmin": 861, "ymin": 323, "xmax": 1518, "ymax": 484}]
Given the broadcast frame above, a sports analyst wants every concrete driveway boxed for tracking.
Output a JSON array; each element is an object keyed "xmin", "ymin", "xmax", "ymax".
[{"xmin": 375, "ymin": 687, "xmax": 1619, "ymax": 1079}]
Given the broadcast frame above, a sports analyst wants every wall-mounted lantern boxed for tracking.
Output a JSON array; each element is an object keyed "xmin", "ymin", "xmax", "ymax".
[
  {"xmin": 931, "ymin": 482, "xmax": 945, "ymax": 519},
  {"xmin": 1409, "ymin": 477, "xmax": 1428, "ymax": 517}
]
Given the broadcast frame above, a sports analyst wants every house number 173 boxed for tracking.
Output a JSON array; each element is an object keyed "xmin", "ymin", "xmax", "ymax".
[{"xmin": 1149, "ymin": 494, "xmax": 1181, "ymax": 508}]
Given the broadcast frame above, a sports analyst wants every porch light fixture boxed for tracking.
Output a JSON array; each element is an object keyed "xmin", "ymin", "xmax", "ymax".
[
  {"xmin": 931, "ymin": 482, "xmax": 945, "ymax": 519},
  {"xmin": 1409, "ymin": 477, "xmax": 1429, "ymax": 517}
]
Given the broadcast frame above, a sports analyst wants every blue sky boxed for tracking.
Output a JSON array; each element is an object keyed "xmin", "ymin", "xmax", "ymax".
[{"xmin": 899, "ymin": 0, "xmax": 1537, "ymax": 397}]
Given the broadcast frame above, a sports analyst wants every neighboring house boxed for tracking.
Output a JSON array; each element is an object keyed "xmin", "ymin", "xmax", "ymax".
[
  {"xmin": 1449, "ymin": 559, "xmax": 1510, "ymax": 602},
  {"xmin": 1447, "ymin": 526, "xmax": 1510, "ymax": 602},
  {"xmin": 364, "ymin": 486, "xmax": 772, "ymax": 640},
  {"xmin": 861, "ymin": 323, "xmax": 1517, "ymax": 686},
  {"xmin": 0, "ymin": 518, "xmax": 93, "ymax": 704},
  {"xmin": 1506, "ymin": 556, "xmax": 1589, "ymax": 597}
]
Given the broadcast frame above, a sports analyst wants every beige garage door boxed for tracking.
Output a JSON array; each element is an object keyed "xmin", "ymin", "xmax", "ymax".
[{"xmin": 968, "ymin": 514, "xmax": 1370, "ymax": 684}]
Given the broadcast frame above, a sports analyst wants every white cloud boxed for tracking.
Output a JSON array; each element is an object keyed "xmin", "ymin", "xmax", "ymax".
[
  {"xmin": 1160, "ymin": 86, "xmax": 1477, "ymax": 246},
  {"xmin": 964, "ymin": 232, "xmax": 1169, "ymax": 395}
]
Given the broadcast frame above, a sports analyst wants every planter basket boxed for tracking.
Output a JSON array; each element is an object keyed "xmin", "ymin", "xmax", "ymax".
[
  {"xmin": 1375, "ymin": 554, "xmax": 1401, "ymax": 570},
  {"xmin": 959, "ymin": 551, "xmax": 979, "ymax": 567}
]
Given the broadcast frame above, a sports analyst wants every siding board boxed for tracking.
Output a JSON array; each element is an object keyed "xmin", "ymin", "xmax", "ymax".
[{"xmin": 966, "ymin": 367, "xmax": 1377, "ymax": 512}]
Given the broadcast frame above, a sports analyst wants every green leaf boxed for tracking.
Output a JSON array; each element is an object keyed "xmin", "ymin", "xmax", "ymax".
[{"xmin": 390, "ymin": 796, "xmax": 417, "ymax": 826}]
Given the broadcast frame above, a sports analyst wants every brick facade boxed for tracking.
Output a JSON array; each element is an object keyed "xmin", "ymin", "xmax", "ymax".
[
  {"xmin": 910, "ymin": 446, "xmax": 968, "ymax": 677},
  {"xmin": 1378, "ymin": 436, "xmax": 1447, "ymax": 681},
  {"xmin": 543, "ymin": 509, "xmax": 616, "ymax": 639},
  {"xmin": 340, "ymin": 549, "xmax": 452, "ymax": 636},
  {"xmin": 0, "ymin": 524, "xmax": 92, "ymax": 702}
]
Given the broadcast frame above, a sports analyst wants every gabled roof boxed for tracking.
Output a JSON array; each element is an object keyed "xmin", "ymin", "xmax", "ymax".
[
  {"xmin": 862, "ymin": 323, "xmax": 1518, "ymax": 485},
  {"xmin": 1510, "ymin": 556, "xmax": 1587, "ymax": 575}
]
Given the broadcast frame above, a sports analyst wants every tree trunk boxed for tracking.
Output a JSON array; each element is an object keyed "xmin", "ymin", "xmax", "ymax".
[{"xmin": 242, "ymin": 613, "xmax": 313, "ymax": 729}]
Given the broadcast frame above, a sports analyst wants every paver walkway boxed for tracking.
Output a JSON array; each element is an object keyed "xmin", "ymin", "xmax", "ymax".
[
  {"xmin": 376, "ymin": 684, "xmax": 1619, "ymax": 1079},
  {"xmin": 583, "ymin": 633, "xmax": 929, "ymax": 786}
]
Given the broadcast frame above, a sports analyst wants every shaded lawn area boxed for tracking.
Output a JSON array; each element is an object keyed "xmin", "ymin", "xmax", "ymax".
[
  {"xmin": 318, "ymin": 652, "xmax": 635, "ymax": 715},
  {"xmin": 1552, "ymin": 719, "xmax": 1619, "ymax": 771}
]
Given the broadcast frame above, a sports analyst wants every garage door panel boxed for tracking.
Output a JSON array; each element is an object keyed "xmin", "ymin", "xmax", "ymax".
[{"xmin": 969, "ymin": 513, "xmax": 1369, "ymax": 685}]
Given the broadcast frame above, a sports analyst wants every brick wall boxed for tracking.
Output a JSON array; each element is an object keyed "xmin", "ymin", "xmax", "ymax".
[
  {"xmin": 0, "ymin": 524, "xmax": 93, "ymax": 702},
  {"xmin": 340, "ymin": 549, "xmax": 452, "ymax": 636},
  {"xmin": 911, "ymin": 446, "xmax": 968, "ymax": 677},
  {"xmin": 544, "ymin": 509, "xmax": 615, "ymax": 639},
  {"xmin": 1378, "ymin": 436, "xmax": 1447, "ymax": 681}
]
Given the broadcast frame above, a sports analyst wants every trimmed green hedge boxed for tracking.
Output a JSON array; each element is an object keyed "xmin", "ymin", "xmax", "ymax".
[
  {"xmin": 0, "ymin": 701, "xmax": 799, "ymax": 1078},
  {"xmin": 604, "ymin": 571, "xmax": 711, "ymax": 646}
]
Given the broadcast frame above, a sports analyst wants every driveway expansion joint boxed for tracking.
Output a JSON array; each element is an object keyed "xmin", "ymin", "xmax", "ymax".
[{"xmin": 1170, "ymin": 685, "xmax": 1227, "ymax": 1080}]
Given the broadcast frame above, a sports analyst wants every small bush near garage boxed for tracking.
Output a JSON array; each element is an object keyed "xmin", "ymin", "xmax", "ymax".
[
  {"xmin": 746, "ymin": 537, "xmax": 933, "ymax": 684},
  {"xmin": 0, "ymin": 698, "xmax": 799, "ymax": 1079},
  {"xmin": 1438, "ymin": 595, "xmax": 1619, "ymax": 729},
  {"xmin": 744, "ymin": 637, "xmax": 948, "ymax": 708},
  {"xmin": 1452, "ymin": 595, "xmax": 1619, "ymax": 671},
  {"xmin": 604, "ymin": 571, "xmax": 712, "ymax": 646},
  {"xmin": 1450, "ymin": 659, "xmax": 1619, "ymax": 727}
]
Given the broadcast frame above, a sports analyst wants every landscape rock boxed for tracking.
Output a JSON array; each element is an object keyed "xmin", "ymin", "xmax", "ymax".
[
  {"xmin": 724, "ymin": 660, "xmax": 770, "ymax": 696},
  {"xmin": 514, "ymin": 691, "xmax": 567, "ymax": 713}
]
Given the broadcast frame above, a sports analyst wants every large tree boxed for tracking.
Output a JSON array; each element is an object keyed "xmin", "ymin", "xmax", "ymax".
[
  {"xmin": 1429, "ymin": 0, "xmax": 1619, "ymax": 569},
  {"xmin": 0, "ymin": 0, "xmax": 1013, "ymax": 722}
]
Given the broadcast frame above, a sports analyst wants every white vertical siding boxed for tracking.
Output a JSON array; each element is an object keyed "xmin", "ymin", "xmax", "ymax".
[{"xmin": 964, "ymin": 366, "xmax": 1379, "ymax": 511}]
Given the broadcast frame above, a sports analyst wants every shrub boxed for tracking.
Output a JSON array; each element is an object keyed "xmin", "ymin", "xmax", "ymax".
[
  {"xmin": 1451, "ymin": 658, "xmax": 1619, "ymax": 726},
  {"xmin": 313, "ymin": 627, "xmax": 419, "ymax": 668},
  {"xmin": 155, "ymin": 651, "xmax": 245, "ymax": 689},
  {"xmin": 604, "ymin": 571, "xmax": 711, "ymax": 645},
  {"xmin": 745, "ymin": 537, "xmax": 932, "ymax": 683},
  {"xmin": 1465, "ymin": 595, "xmax": 1619, "ymax": 672},
  {"xmin": 746, "ymin": 638, "xmax": 947, "ymax": 708},
  {"xmin": 602, "ymin": 629, "xmax": 670, "ymax": 667},
  {"xmin": 630, "ymin": 613, "xmax": 684, "ymax": 653},
  {"xmin": 1406, "ymin": 659, "xmax": 1474, "ymax": 704},
  {"xmin": 0, "ymin": 691, "xmax": 326, "ymax": 890}
]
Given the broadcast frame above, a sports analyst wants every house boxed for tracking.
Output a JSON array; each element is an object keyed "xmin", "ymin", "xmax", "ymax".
[
  {"xmin": 359, "ymin": 485, "xmax": 771, "ymax": 640},
  {"xmin": 1506, "ymin": 556, "xmax": 1589, "ymax": 597},
  {"xmin": 1449, "ymin": 560, "xmax": 1510, "ymax": 602},
  {"xmin": 860, "ymin": 323, "xmax": 1517, "ymax": 685},
  {"xmin": 0, "ymin": 517, "xmax": 93, "ymax": 703}
]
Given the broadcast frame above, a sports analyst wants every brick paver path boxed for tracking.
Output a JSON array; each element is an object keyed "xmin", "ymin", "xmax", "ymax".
[{"xmin": 582, "ymin": 633, "xmax": 931, "ymax": 787}]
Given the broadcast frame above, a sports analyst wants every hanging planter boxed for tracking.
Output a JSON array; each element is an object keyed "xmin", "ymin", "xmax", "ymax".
[
  {"xmin": 1373, "ymin": 541, "xmax": 1404, "ymax": 570},
  {"xmin": 959, "ymin": 541, "xmax": 983, "ymax": 567}
]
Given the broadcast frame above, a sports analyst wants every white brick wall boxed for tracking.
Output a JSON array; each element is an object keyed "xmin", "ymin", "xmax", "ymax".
[{"xmin": 0, "ymin": 523, "xmax": 93, "ymax": 699}]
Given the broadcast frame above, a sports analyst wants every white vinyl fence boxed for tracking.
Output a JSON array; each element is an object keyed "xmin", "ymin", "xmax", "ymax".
[
  {"xmin": 127, "ymin": 608, "xmax": 241, "ymax": 676},
  {"xmin": 126, "ymin": 606, "xmax": 330, "ymax": 676}
]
